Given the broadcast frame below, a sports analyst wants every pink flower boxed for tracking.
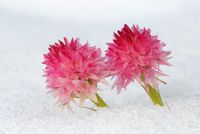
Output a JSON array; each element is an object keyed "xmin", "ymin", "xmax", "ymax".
[
  {"xmin": 43, "ymin": 37, "xmax": 109, "ymax": 107},
  {"xmin": 106, "ymin": 24, "xmax": 171, "ymax": 106}
]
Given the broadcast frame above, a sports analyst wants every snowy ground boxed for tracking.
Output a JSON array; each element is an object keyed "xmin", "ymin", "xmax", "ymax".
[{"xmin": 0, "ymin": 0, "xmax": 200, "ymax": 134}]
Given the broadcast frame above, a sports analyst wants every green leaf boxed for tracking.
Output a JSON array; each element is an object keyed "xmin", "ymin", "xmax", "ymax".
[
  {"xmin": 80, "ymin": 106, "xmax": 97, "ymax": 111},
  {"xmin": 88, "ymin": 79, "xmax": 108, "ymax": 108},
  {"xmin": 91, "ymin": 94, "xmax": 109, "ymax": 108},
  {"xmin": 147, "ymin": 84, "xmax": 164, "ymax": 106}
]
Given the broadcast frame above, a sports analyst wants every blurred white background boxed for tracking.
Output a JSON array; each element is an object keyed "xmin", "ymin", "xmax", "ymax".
[{"xmin": 0, "ymin": 0, "xmax": 200, "ymax": 134}]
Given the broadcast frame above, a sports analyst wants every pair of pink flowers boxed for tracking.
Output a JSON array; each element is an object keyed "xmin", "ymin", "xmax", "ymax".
[{"xmin": 43, "ymin": 24, "xmax": 171, "ymax": 109}]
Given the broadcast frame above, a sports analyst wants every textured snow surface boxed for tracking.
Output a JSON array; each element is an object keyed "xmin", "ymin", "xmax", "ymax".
[{"xmin": 0, "ymin": 0, "xmax": 200, "ymax": 134}]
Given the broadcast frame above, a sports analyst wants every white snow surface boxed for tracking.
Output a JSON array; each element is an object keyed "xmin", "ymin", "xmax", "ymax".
[{"xmin": 0, "ymin": 0, "xmax": 200, "ymax": 134}]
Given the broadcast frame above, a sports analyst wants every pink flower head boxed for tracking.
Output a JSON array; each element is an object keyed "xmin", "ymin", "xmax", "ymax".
[
  {"xmin": 43, "ymin": 37, "xmax": 109, "ymax": 106},
  {"xmin": 106, "ymin": 24, "xmax": 171, "ymax": 93}
]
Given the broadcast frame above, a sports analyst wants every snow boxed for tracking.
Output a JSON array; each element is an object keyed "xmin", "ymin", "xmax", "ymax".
[{"xmin": 0, "ymin": 0, "xmax": 200, "ymax": 133}]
